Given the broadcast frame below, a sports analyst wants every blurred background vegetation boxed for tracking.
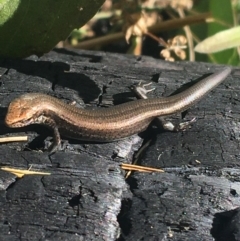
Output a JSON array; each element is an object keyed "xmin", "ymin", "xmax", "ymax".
[
  {"xmin": 0, "ymin": 0, "xmax": 239, "ymax": 65},
  {"xmin": 62, "ymin": 0, "xmax": 239, "ymax": 65}
]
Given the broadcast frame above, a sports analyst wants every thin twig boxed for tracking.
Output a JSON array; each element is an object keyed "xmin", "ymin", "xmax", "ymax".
[
  {"xmin": 177, "ymin": 8, "xmax": 195, "ymax": 61},
  {"xmin": 121, "ymin": 163, "xmax": 164, "ymax": 173},
  {"xmin": 0, "ymin": 136, "xmax": 28, "ymax": 143},
  {"xmin": 1, "ymin": 167, "xmax": 51, "ymax": 178},
  {"xmin": 69, "ymin": 12, "xmax": 210, "ymax": 50}
]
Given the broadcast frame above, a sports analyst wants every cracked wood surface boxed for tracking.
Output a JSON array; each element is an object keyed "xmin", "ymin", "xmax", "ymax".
[{"xmin": 0, "ymin": 49, "xmax": 240, "ymax": 241}]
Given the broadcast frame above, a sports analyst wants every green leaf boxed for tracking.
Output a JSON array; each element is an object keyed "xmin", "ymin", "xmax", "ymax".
[
  {"xmin": 192, "ymin": 0, "xmax": 238, "ymax": 65},
  {"xmin": 194, "ymin": 26, "xmax": 240, "ymax": 53},
  {"xmin": 0, "ymin": 0, "xmax": 104, "ymax": 58},
  {"xmin": 0, "ymin": 0, "xmax": 20, "ymax": 25}
]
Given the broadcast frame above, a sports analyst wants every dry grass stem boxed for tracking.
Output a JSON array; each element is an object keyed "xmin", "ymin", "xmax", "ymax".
[
  {"xmin": 1, "ymin": 167, "xmax": 51, "ymax": 178},
  {"xmin": 0, "ymin": 136, "xmax": 28, "ymax": 143},
  {"xmin": 121, "ymin": 163, "xmax": 164, "ymax": 173}
]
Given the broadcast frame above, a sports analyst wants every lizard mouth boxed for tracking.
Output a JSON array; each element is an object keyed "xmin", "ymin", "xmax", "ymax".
[{"xmin": 5, "ymin": 117, "xmax": 34, "ymax": 128}]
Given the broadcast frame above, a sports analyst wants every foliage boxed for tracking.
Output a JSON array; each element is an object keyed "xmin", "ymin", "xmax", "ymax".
[
  {"xmin": 0, "ymin": 0, "xmax": 238, "ymax": 65},
  {"xmin": 0, "ymin": 0, "xmax": 104, "ymax": 58},
  {"xmin": 191, "ymin": 0, "xmax": 237, "ymax": 65},
  {"xmin": 70, "ymin": 0, "xmax": 238, "ymax": 65}
]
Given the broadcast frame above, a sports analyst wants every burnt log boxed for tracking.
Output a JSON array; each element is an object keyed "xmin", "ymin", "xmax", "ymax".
[{"xmin": 0, "ymin": 48, "xmax": 239, "ymax": 241}]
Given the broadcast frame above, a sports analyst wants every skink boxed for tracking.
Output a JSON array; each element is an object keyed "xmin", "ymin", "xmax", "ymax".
[{"xmin": 5, "ymin": 67, "xmax": 231, "ymax": 152}]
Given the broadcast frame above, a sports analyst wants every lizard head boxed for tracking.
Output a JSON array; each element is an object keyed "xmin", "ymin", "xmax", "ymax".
[{"xmin": 5, "ymin": 93, "xmax": 45, "ymax": 128}]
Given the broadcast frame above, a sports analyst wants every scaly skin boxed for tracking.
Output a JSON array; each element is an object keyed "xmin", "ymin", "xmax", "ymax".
[{"xmin": 5, "ymin": 67, "xmax": 231, "ymax": 152}]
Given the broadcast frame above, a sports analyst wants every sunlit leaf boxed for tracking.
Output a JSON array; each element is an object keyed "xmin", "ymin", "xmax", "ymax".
[
  {"xmin": 191, "ymin": 0, "xmax": 238, "ymax": 65},
  {"xmin": 194, "ymin": 26, "xmax": 240, "ymax": 53}
]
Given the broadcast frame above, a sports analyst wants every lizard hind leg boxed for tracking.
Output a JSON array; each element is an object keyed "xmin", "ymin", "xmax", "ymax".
[{"xmin": 130, "ymin": 81, "xmax": 197, "ymax": 132}]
